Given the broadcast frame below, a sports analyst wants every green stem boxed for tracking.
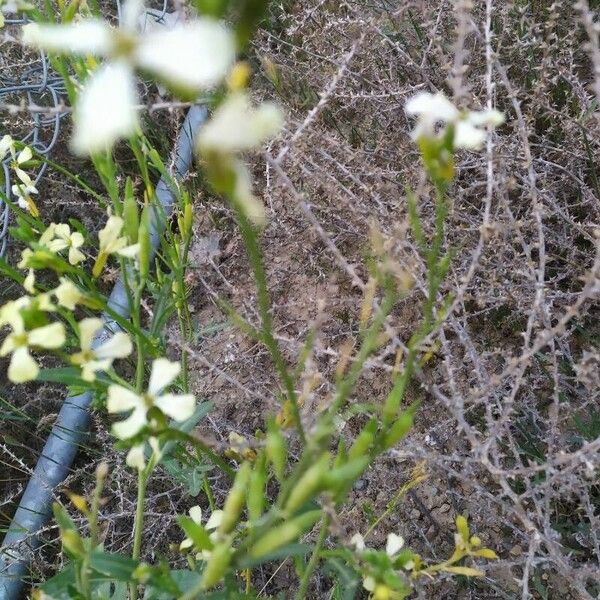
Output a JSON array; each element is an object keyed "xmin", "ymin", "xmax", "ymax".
[
  {"xmin": 295, "ymin": 515, "xmax": 330, "ymax": 600},
  {"xmin": 130, "ymin": 469, "xmax": 148, "ymax": 600}
]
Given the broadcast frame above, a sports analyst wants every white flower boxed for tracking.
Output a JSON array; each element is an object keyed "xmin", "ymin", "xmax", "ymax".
[
  {"xmin": 71, "ymin": 317, "xmax": 132, "ymax": 381},
  {"xmin": 12, "ymin": 182, "xmax": 39, "ymax": 216},
  {"xmin": 23, "ymin": 269, "xmax": 35, "ymax": 293},
  {"xmin": 126, "ymin": 436, "xmax": 161, "ymax": 470},
  {"xmin": 179, "ymin": 506, "xmax": 223, "ymax": 551},
  {"xmin": 0, "ymin": 134, "xmax": 15, "ymax": 159},
  {"xmin": 11, "ymin": 146, "xmax": 35, "ymax": 188},
  {"xmin": 107, "ymin": 358, "xmax": 195, "ymax": 439},
  {"xmin": 22, "ymin": 2, "xmax": 235, "ymax": 155},
  {"xmin": 198, "ymin": 93, "xmax": 284, "ymax": 155},
  {"xmin": 54, "ymin": 277, "xmax": 84, "ymax": 310},
  {"xmin": 0, "ymin": 311, "xmax": 65, "ymax": 382},
  {"xmin": 93, "ymin": 215, "xmax": 139, "ymax": 277},
  {"xmin": 350, "ymin": 533, "xmax": 366, "ymax": 551},
  {"xmin": 385, "ymin": 533, "xmax": 404, "ymax": 556},
  {"xmin": 52, "ymin": 223, "xmax": 86, "ymax": 265},
  {"xmin": 362, "ymin": 575, "xmax": 376, "ymax": 592},
  {"xmin": 405, "ymin": 91, "xmax": 504, "ymax": 150}
]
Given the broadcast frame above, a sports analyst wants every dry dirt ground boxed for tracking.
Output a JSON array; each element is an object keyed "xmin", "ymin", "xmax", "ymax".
[{"xmin": 2, "ymin": 1, "xmax": 600, "ymax": 599}]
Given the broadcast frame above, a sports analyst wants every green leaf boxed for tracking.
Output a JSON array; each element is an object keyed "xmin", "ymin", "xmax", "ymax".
[
  {"xmin": 143, "ymin": 569, "xmax": 202, "ymax": 599},
  {"xmin": 237, "ymin": 543, "xmax": 312, "ymax": 569},
  {"xmin": 322, "ymin": 557, "xmax": 360, "ymax": 600},
  {"xmin": 39, "ymin": 564, "xmax": 78, "ymax": 599},
  {"xmin": 442, "ymin": 565, "xmax": 484, "ymax": 577},
  {"xmin": 177, "ymin": 516, "xmax": 214, "ymax": 551}
]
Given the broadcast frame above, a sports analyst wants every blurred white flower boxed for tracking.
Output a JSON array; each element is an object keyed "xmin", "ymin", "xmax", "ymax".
[
  {"xmin": 405, "ymin": 91, "xmax": 504, "ymax": 150},
  {"xmin": 107, "ymin": 358, "xmax": 195, "ymax": 439},
  {"xmin": 54, "ymin": 277, "xmax": 84, "ymax": 310},
  {"xmin": 71, "ymin": 317, "xmax": 132, "ymax": 381},
  {"xmin": 385, "ymin": 533, "xmax": 404, "ymax": 556},
  {"xmin": 94, "ymin": 215, "xmax": 139, "ymax": 277},
  {"xmin": 22, "ymin": 1, "xmax": 235, "ymax": 154},
  {"xmin": 179, "ymin": 505, "xmax": 223, "ymax": 551},
  {"xmin": 11, "ymin": 145, "xmax": 35, "ymax": 187},
  {"xmin": 198, "ymin": 93, "xmax": 284, "ymax": 155},
  {"xmin": 350, "ymin": 533, "xmax": 366, "ymax": 551},
  {"xmin": 126, "ymin": 436, "xmax": 161, "ymax": 471}
]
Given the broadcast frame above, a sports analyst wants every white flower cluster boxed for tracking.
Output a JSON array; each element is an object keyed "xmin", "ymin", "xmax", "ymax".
[{"xmin": 405, "ymin": 92, "xmax": 504, "ymax": 150}]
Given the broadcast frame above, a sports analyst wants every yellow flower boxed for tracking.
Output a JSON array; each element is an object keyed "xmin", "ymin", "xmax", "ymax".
[
  {"xmin": 107, "ymin": 358, "xmax": 195, "ymax": 439},
  {"xmin": 71, "ymin": 317, "xmax": 132, "ymax": 381},
  {"xmin": 93, "ymin": 215, "xmax": 139, "ymax": 277},
  {"xmin": 0, "ymin": 301, "xmax": 65, "ymax": 383},
  {"xmin": 54, "ymin": 277, "xmax": 84, "ymax": 310}
]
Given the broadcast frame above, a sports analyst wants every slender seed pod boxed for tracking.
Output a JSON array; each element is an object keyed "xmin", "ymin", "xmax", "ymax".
[
  {"xmin": 283, "ymin": 453, "xmax": 329, "ymax": 515},
  {"xmin": 248, "ymin": 510, "xmax": 322, "ymax": 559},
  {"xmin": 383, "ymin": 404, "xmax": 418, "ymax": 450},
  {"xmin": 322, "ymin": 456, "xmax": 370, "ymax": 492},
  {"xmin": 138, "ymin": 205, "xmax": 151, "ymax": 282},
  {"xmin": 247, "ymin": 452, "xmax": 267, "ymax": 522},
  {"xmin": 219, "ymin": 462, "xmax": 251, "ymax": 535},
  {"xmin": 265, "ymin": 422, "xmax": 286, "ymax": 481},
  {"xmin": 348, "ymin": 418, "xmax": 378, "ymax": 460},
  {"xmin": 122, "ymin": 177, "xmax": 139, "ymax": 243},
  {"xmin": 199, "ymin": 541, "xmax": 232, "ymax": 590}
]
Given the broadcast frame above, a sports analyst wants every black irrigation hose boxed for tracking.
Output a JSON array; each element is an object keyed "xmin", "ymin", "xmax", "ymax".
[{"xmin": 0, "ymin": 104, "xmax": 207, "ymax": 600}]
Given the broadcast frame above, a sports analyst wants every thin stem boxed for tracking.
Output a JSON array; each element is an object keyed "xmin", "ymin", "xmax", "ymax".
[
  {"xmin": 295, "ymin": 516, "xmax": 330, "ymax": 600},
  {"xmin": 130, "ymin": 469, "xmax": 148, "ymax": 600}
]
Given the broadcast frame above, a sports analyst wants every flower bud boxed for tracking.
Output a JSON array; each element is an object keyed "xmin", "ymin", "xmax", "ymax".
[
  {"xmin": 265, "ymin": 422, "xmax": 286, "ymax": 481},
  {"xmin": 123, "ymin": 178, "xmax": 139, "ymax": 243},
  {"xmin": 138, "ymin": 205, "xmax": 151, "ymax": 282},
  {"xmin": 247, "ymin": 452, "xmax": 267, "ymax": 522}
]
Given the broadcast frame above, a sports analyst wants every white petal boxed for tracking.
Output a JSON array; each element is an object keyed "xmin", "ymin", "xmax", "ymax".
[
  {"xmin": 71, "ymin": 62, "xmax": 139, "ymax": 156},
  {"xmin": 199, "ymin": 93, "xmax": 284, "ymax": 154},
  {"xmin": 154, "ymin": 393, "xmax": 195, "ymax": 422},
  {"xmin": 23, "ymin": 269, "xmax": 35, "ymax": 294},
  {"xmin": 121, "ymin": 0, "xmax": 144, "ymax": 31},
  {"xmin": 205, "ymin": 510, "xmax": 223, "ymax": 530},
  {"xmin": 386, "ymin": 533, "xmax": 404, "ymax": 556},
  {"xmin": 54, "ymin": 278, "xmax": 83, "ymax": 310},
  {"xmin": 69, "ymin": 247, "xmax": 86, "ymax": 265},
  {"xmin": 350, "ymin": 533, "xmax": 365, "ymax": 551},
  {"xmin": 362, "ymin": 576, "xmax": 376, "ymax": 592},
  {"xmin": 135, "ymin": 20, "xmax": 235, "ymax": 90},
  {"xmin": 148, "ymin": 357, "xmax": 180, "ymax": 395},
  {"xmin": 116, "ymin": 242, "xmax": 140, "ymax": 258},
  {"xmin": 0, "ymin": 135, "xmax": 14, "ymax": 160},
  {"xmin": 454, "ymin": 121, "xmax": 486, "ymax": 150},
  {"xmin": 95, "ymin": 332, "xmax": 132, "ymax": 359},
  {"xmin": 467, "ymin": 109, "xmax": 505, "ymax": 128},
  {"xmin": 107, "ymin": 385, "xmax": 142, "ymax": 413},
  {"xmin": 81, "ymin": 359, "xmax": 111, "ymax": 381},
  {"xmin": 112, "ymin": 406, "xmax": 147, "ymax": 439},
  {"xmin": 28, "ymin": 322, "xmax": 66, "ymax": 349},
  {"xmin": 126, "ymin": 444, "xmax": 146, "ymax": 470},
  {"xmin": 79, "ymin": 317, "xmax": 103, "ymax": 351},
  {"xmin": 405, "ymin": 91, "xmax": 458, "ymax": 122},
  {"xmin": 189, "ymin": 505, "xmax": 202, "ymax": 524},
  {"xmin": 17, "ymin": 146, "xmax": 32, "ymax": 164},
  {"xmin": 180, "ymin": 538, "xmax": 193, "ymax": 550},
  {"xmin": 22, "ymin": 21, "xmax": 113, "ymax": 55},
  {"xmin": 70, "ymin": 231, "xmax": 85, "ymax": 248},
  {"xmin": 8, "ymin": 346, "xmax": 39, "ymax": 383}
]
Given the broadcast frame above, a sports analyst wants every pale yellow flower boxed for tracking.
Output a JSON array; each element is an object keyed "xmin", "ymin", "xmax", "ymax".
[
  {"xmin": 93, "ymin": 215, "xmax": 139, "ymax": 277},
  {"xmin": 0, "ymin": 302, "xmax": 65, "ymax": 382},
  {"xmin": 107, "ymin": 358, "xmax": 195, "ymax": 439},
  {"xmin": 54, "ymin": 277, "xmax": 84, "ymax": 310},
  {"xmin": 12, "ymin": 182, "xmax": 39, "ymax": 217},
  {"xmin": 179, "ymin": 505, "xmax": 223, "ymax": 558},
  {"xmin": 71, "ymin": 317, "xmax": 132, "ymax": 381},
  {"xmin": 52, "ymin": 224, "xmax": 86, "ymax": 265}
]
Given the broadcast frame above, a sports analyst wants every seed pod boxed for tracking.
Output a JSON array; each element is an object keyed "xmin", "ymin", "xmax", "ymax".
[
  {"xmin": 383, "ymin": 405, "xmax": 417, "ymax": 449},
  {"xmin": 322, "ymin": 456, "xmax": 369, "ymax": 491},
  {"xmin": 199, "ymin": 541, "xmax": 232, "ymax": 590},
  {"xmin": 265, "ymin": 422, "xmax": 286, "ymax": 481},
  {"xmin": 247, "ymin": 452, "xmax": 267, "ymax": 522},
  {"xmin": 348, "ymin": 418, "xmax": 378, "ymax": 460},
  {"xmin": 219, "ymin": 462, "xmax": 251, "ymax": 535},
  {"xmin": 61, "ymin": 529, "xmax": 84, "ymax": 558},
  {"xmin": 283, "ymin": 453, "xmax": 329, "ymax": 515},
  {"xmin": 248, "ymin": 510, "xmax": 322, "ymax": 559},
  {"xmin": 123, "ymin": 178, "xmax": 139, "ymax": 243},
  {"xmin": 138, "ymin": 205, "xmax": 151, "ymax": 282}
]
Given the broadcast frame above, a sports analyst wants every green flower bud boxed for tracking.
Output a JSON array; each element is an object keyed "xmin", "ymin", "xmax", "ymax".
[
  {"xmin": 348, "ymin": 418, "xmax": 378, "ymax": 460},
  {"xmin": 247, "ymin": 452, "xmax": 267, "ymax": 522},
  {"xmin": 123, "ymin": 178, "xmax": 139, "ymax": 243},
  {"xmin": 138, "ymin": 205, "xmax": 151, "ymax": 282}
]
